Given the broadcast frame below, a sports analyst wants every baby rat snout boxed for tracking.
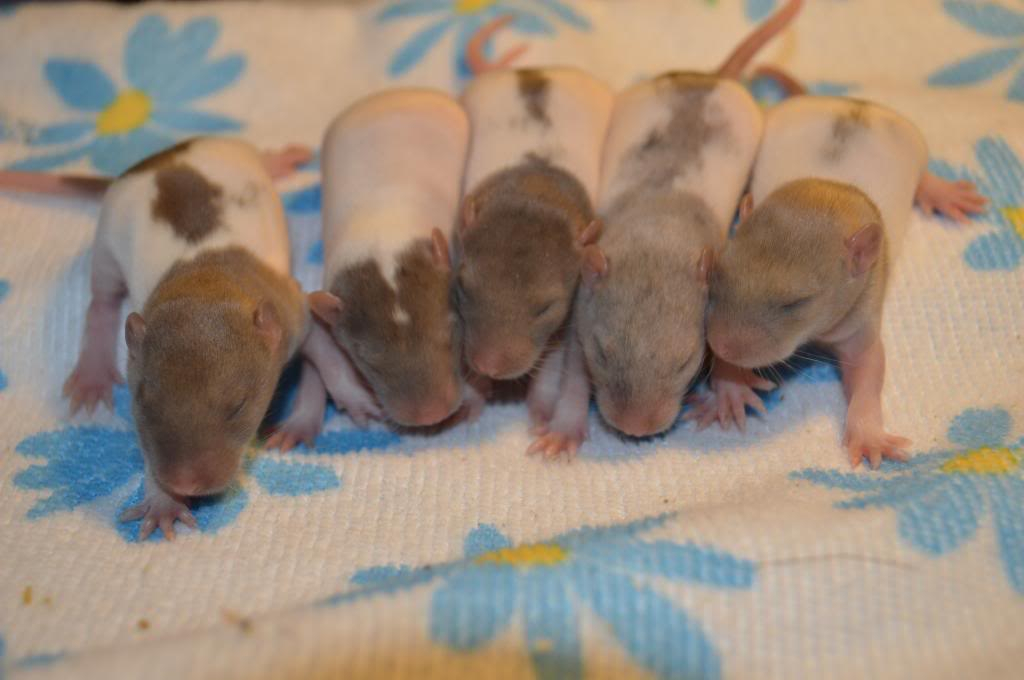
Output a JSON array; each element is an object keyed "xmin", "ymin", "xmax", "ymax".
[
  {"xmin": 157, "ymin": 452, "xmax": 240, "ymax": 497},
  {"xmin": 605, "ymin": 401, "xmax": 679, "ymax": 438},
  {"xmin": 469, "ymin": 343, "xmax": 534, "ymax": 380},
  {"xmin": 392, "ymin": 380, "xmax": 462, "ymax": 427}
]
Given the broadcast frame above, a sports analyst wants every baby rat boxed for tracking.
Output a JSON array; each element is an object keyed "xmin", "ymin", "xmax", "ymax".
[
  {"xmin": 61, "ymin": 137, "xmax": 311, "ymax": 540},
  {"xmin": 700, "ymin": 96, "xmax": 987, "ymax": 468},
  {"xmin": 455, "ymin": 67, "xmax": 611, "ymax": 443},
  {"xmin": 533, "ymin": 0, "xmax": 803, "ymax": 453},
  {"xmin": 290, "ymin": 89, "xmax": 472, "ymax": 435}
]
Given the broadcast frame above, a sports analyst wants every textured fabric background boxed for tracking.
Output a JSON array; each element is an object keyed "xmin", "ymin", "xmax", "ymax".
[{"xmin": 1, "ymin": 1, "xmax": 1023, "ymax": 678}]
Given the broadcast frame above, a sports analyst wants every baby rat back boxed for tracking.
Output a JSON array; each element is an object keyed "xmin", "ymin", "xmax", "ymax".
[
  {"xmin": 314, "ymin": 89, "xmax": 469, "ymax": 427},
  {"xmin": 575, "ymin": 74, "xmax": 762, "ymax": 437},
  {"xmin": 750, "ymin": 96, "xmax": 928, "ymax": 257},
  {"xmin": 456, "ymin": 68, "xmax": 612, "ymax": 380}
]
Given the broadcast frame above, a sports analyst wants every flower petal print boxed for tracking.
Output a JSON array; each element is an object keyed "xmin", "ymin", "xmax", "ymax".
[
  {"xmin": 793, "ymin": 408, "xmax": 1024, "ymax": 593},
  {"xmin": 928, "ymin": 1, "xmax": 1024, "ymax": 102},
  {"xmin": 930, "ymin": 136, "xmax": 1024, "ymax": 270},
  {"xmin": 8, "ymin": 14, "xmax": 245, "ymax": 175},
  {"xmin": 323, "ymin": 515, "xmax": 754, "ymax": 679},
  {"xmin": 0, "ymin": 279, "xmax": 8, "ymax": 391},
  {"xmin": 377, "ymin": 0, "xmax": 590, "ymax": 79},
  {"xmin": 13, "ymin": 385, "xmax": 341, "ymax": 542},
  {"xmin": 746, "ymin": 0, "xmax": 777, "ymax": 21}
]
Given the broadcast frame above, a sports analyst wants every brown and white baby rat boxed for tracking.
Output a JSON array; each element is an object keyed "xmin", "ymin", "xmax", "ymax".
[
  {"xmin": 700, "ymin": 95, "xmax": 987, "ymax": 468},
  {"xmin": 57, "ymin": 137, "xmax": 311, "ymax": 540},
  {"xmin": 455, "ymin": 67, "xmax": 611, "ymax": 384},
  {"xmin": 286, "ymin": 89, "xmax": 473, "ymax": 436},
  {"xmin": 533, "ymin": 0, "xmax": 803, "ymax": 453}
]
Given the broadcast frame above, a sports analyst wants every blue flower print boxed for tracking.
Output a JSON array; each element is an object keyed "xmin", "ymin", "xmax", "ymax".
[
  {"xmin": 13, "ymin": 385, "xmax": 341, "ymax": 542},
  {"xmin": 793, "ymin": 408, "xmax": 1024, "ymax": 593},
  {"xmin": 377, "ymin": 0, "xmax": 590, "ymax": 79},
  {"xmin": 324, "ymin": 515, "xmax": 755, "ymax": 679},
  {"xmin": 930, "ymin": 136, "xmax": 1024, "ymax": 270},
  {"xmin": 0, "ymin": 279, "xmax": 8, "ymax": 391},
  {"xmin": 745, "ymin": 0, "xmax": 777, "ymax": 21},
  {"xmin": 747, "ymin": 75, "xmax": 858, "ymax": 107},
  {"xmin": 8, "ymin": 15, "xmax": 245, "ymax": 175},
  {"xmin": 928, "ymin": 1, "xmax": 1024, "ymax": 102}
]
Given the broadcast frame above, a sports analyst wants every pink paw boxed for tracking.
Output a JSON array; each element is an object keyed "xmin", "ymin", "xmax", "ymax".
[
  {"xmin": 916, "ymin": 176, "xmax": 988, "ymax": 224},
  {"xmin": 62, "ymin": 360, "xmax": 124, "ymax": 416},
  {"xmin": 262, "ymin": 144, "xmax": 314, "ymax": 180},
  {"xmin": 527, "ymin": 399, "xmax": 556, "ymax": 435},
  {"xmin": 685, "ymin": 378, "xmax": 773, "ymax": 433},
  {"xmin": 119, "ymin": 493, "xmax": 197, "ymax": 541},
  {"xmin": 844, "ymin": 424, "xmax": 911, "ymax": 470},
  {"xmin": 332, "ymin": 391, "xmax": 382, "ymax": 429},
  {"xmin": 526, "ymin": 427, "xmax": 584, "ymax": 460},
  {"xmin": 265, "ymin": 415, "xmax": 321, "ymax": 452}
]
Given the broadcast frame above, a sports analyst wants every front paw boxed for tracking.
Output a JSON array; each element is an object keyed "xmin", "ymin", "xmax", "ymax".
[
  {"xmin": 331, "ymin": 390, "xmax": 382, "ymax": 429},
  {"xmin": 119, "ymin": 493, "xmax": 197, "ymax": 541},
  {"xmin": 526, "ymin": 420, "xmax": 586, "ymax": 460},
  {"xmin": 265, "ymin": 414, "xmax": 321, "ymax": 452},
  {"xmin": 844, "ymin": 423, "xmax": 911, "ymax": 470},
  {"xmin": 685, "ymin": 382, "xmax": 769, "ymax": 433},
  {"xmin": 62, "ymin": 360, "xmax": 124, "ymax": 416}
]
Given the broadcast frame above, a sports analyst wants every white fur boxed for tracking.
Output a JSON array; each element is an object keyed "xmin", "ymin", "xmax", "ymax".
[
  {"xmin": 598, "ymin": 78, "xmax": 763, "ymax": 231},
  {"xmin": 98, "ymin": 137, "xmax": 290, "ymax": 310},
  {"xmin": 750, "ymin": 96, "xmax": 928, "ymax": 255},
  {"xmin": 320, "ymin": 89, "xmax": 469, "ymax": 293},
  {"xmin": 460, "ymin": 68, "xmax": 613, "ymax": 199}
]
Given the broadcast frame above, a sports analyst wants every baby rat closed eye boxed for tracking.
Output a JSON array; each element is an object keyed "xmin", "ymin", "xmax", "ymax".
[
  {"xmin": 700, "ymin": 96, "xmax": 987, "ymax": 468},
  {"xmin": 61, "ymin": 137, "xmax": 310, "ymax": 540}
]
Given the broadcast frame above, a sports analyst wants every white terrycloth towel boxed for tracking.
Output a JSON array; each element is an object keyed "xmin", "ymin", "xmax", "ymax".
[{"xmin": 1, "ymin": 1, "xmax": 1023, "ymax": 678}]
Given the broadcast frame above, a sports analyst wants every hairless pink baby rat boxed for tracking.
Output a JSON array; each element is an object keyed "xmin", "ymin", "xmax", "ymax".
[
  {"xmin": 529, "ymin": 0, "xmax": 804, "ymax": 456},
  {"xmin": 697, "ymin": 96, "xmax": 987, "ymax": 468},
  {"xmin": 272, "ymin": 89, "xmax": 475, "ymax": 443},
  {"xmin": 43, "ymin": 137, "xmax": 315, "ymax": 540}
]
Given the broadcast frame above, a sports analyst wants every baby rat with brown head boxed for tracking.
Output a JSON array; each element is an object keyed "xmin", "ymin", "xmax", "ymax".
[
  {"xmin": 61, "ymin": 137, "xmax": 313, "ymax": 540},
  {"xmin": 279, "ymin": 89, "xmax": 473, "ymax": 438},
  {"xmin": 701, "ymin": 96, "xmax": 987, "ymax": 468},
  {"xmin": 455, "ymin": 68, "xmax": 611, "ymax": 390}
]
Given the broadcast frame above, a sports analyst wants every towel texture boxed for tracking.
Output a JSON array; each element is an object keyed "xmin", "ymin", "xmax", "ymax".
[{"xmin": 1, "ymin": 1, "xmax": 1023, "ymax": 678}]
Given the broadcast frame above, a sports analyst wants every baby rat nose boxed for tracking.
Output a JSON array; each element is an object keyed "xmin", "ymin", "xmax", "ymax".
[
  {"xmin": 471, "ymin": 349, "xmax": 520, "ymax": 379},
  {"xmin": 611, "ymin": 404, "xmax": 676, "ymax": 438}
]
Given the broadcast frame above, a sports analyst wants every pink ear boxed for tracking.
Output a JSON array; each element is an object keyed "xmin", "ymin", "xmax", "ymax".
[
  {"xmin": 460, "ymin": 197, "xmax": 478, "ymax": 234},
  {"xmin": 577, "ymin": 219, "xmax": 602, "ymax": 247},
  {"xmin": 581, "ymin": 244, "xmax": 609, "ymax": 286},
  {"xmin": 844, "ymin": 223, "xmax": 883, "ymax": 276},
  {"xmin": 253, "ymin": 301, "xmax": 283, "ymax": 351},
  {"xmin": 125, "ymin": 313, "xmax": 146, "ymax": 360},
  {"xmin": 431, "ymin": 227, "xmax": 452, "ymax": 271},
  {"xmin": 309, "ymin": 291, "xmax": 344, "ymax": 327},
  {"xmin": 696, "ymin": 247, "xmax": 714, "ymax": 285},
  {"xmin": 739, "ymin": 193, "xmax": 754, "ymax": 221}
]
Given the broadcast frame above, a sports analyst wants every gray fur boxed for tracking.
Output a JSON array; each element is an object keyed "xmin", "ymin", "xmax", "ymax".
[
  {"xmin": 822, "ymin": 100, "xmax": 870, "ymax": 163},
  {"xmin": 517, "ymin": 69, "xmax": 551, "ymax": 126},
  {"xmin": 456, "ymin": 158, "xmax": 593, "ymax": 378}
]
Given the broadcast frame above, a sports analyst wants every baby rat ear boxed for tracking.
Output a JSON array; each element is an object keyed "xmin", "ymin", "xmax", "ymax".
[
  {"xmin": 254, "ymin": 301, "xmax": 283, "ymax": 352},
  {"xmin": 460, "ymin": 197, "xmax": 478, "ymax": 234},
  {"xmin": 844, "ymin": 222, "xmax": 883, "ymax": 277},
  {"xmin": 581, "ymin": 244, "xmax": 609, "ymax": 286},
  {"xmin": 577, "ymin": 219, "xmax": 602, "ymax": 247},
  {"xmin": 696, "ymin": 247, "xmax": 714, "ymax": 285},
  {"xmin": 125, "ymin": 313, "xmax": 146, "ymax": 360},
  {"xmin": 430, "ymin": 227, "xmax": 452, "ymax": 271},
  {"xmin": 739, "ymin": 193, "xmax": 754, "ymax": 221},
  {"xmin": 309, "ymin": 291, "xmax": 344, "ymax": 327}
]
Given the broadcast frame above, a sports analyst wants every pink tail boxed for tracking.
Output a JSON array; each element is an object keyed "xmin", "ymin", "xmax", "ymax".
[
  {"xmin": 717, "ymin": 0, "xmax": 804, "ymax": 79},
  {"xmin": 0, "ymin": 171, "xmax": 110, "ymax": 199},
  {"xmin": 751, "ymin": 64, "xmax": 808, "ymax": 97},
  {"xmin": 465, "ymin": 14, "xmax": 529, "ymax": 77}
]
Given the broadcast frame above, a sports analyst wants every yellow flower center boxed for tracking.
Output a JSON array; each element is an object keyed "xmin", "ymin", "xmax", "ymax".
[
  {"xmin": 454, "ymin": 0, "xmax": 497, "ymax": 14},
  {"xmin": 941, "ymin": 446, "xmax": 1020, "ymax": 475},
  {"xmin": 475, "ymin": 542, "xmax": 569, "ymax": 567},
  {"xmin": 1003, "ymin": 206, "xmax": 1024, "ymax": 241},
  {"xmin": 95, "ymin": 89, "xmax": 152, "ymax": 136}
]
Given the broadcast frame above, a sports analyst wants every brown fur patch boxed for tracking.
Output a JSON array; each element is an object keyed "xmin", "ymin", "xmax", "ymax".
[
  {"xmin": 823, "ymin": 101, "xmax": 870, "ymax": 163},
  {"xmin": 626, "ymin": 73, "xmax": 725, "ymax": 187},
  {"xmin": 121, "ymin": 138, "xmax": 196, "ymax": 176},
  {"xmin": 151, "ymin": 163, "xmax": 224, "ymax": 244},
  {"xmin": 517, "ymin": 69, "xmax": 551, "ymax": 126}
]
